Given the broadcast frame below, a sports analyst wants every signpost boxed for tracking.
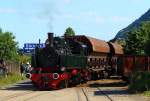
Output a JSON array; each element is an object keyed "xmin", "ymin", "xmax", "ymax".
[
  {"xmin": 24, "ymin": 43, "xmax": 45, "ymax": 49},
  {"xmin": 22, "ymin": 43, "xmax": 45, "ymax": 54}
]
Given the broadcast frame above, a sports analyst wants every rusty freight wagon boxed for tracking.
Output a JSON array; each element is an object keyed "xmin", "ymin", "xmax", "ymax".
[
  {"xmin": 65, "ymin": 35, "xmax": 124, "ymax": 79},
  {"xmin": 120, "ymin": 56, "xmax": 150, "ymax": 80}
]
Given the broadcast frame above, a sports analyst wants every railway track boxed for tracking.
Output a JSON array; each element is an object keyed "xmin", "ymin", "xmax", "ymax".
[
  {"xmin": 81, "ymin": 88, "xmax": 89, "ymax": 101},
  {"xmin": 75, "ymin": 87, "xmax": 90, "ymax": 101},
  {"xmin": 75, "ymin": 87, "xmax": 114, "ymax": 101},
  {"xmin": 97, "ymin": 87, "xmax": 114, "ymax": 101}
]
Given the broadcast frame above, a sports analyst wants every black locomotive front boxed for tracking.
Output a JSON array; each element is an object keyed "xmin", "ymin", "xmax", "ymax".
[{"xmin": 32, "ymin": 33, "xmax": 88, "ymax": 71}]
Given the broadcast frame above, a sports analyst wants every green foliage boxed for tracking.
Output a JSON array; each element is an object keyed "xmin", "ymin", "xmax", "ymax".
[
  {"xmin": 144, "ymin": 91, "xmax": 150, "ymax": 96},
  {"xmin": 0, "ymin": 73, "xmax": 27, "ymax": 88},
  {"xmin": 17, "ymin": 55, "xmax": 31, "ymax": 64},
  {"xmin": 64, "ymin": 27, "xmax": 75, "ymax": 36},
  {"xmin": 115, "ymin": 38, "xmax": 126, "ymax": 47},
  {"xmin": 129, "ymin": 72, "xmax": 150, "ymax": 93},
  {"xmin": 0, "ymin": 29, "xmax": 18, "ymax": 60},
  {"xmin": 125, "ymin": 21, "xmax": 150, "ymax": 55},
  {"xmin": 125, "ymin": 29, "xmax": 147, "ymax": 55},
  {"xmin": 145, "ymin": 39, "xmax": 150, "ymax": 55}
]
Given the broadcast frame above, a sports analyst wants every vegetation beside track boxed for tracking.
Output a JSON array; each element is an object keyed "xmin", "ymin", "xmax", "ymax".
[
  {"xmin": 144, "ymin": 91, "xmax": 150, "ymax": 96},
  {"xmin": 128, "ymin": 72, "xmax": 150, "ymax": 96},
  {"xmin": 0, "ymin": 73, "xmax": 27, "ymax": 88}
]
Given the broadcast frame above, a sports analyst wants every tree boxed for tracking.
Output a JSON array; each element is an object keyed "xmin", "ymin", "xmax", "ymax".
[
  {"xmin": 124, "ymin": 21, "xmax": 150, "ymax": 55},
  {"xmin": 145, "ymin": 39, "xmax": 150, "ymax": 55},
  {"xmin": 142, "ymin": 21, "xmax": 150, "ymax": 55},
  {"xmin": 17, "ymin": 54, "xmax": 31, "ymax": 63},
  {"xmin": 125, "ymin": 30, "xmax": 146, "ymax": 55},
  {"xmin": 0, "ymin": 29, "xmax": 18, "ymax": 60},
  {"xmin": 64, "ymin": 27, "xmax": 75, "ymax": 36}
]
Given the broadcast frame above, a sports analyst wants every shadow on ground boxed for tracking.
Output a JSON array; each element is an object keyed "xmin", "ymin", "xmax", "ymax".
[
  {"xmin": 88, "ymin": 78, "xmax": 129, "ymax": 96},
  {"xmin": 89, "ymin": 81, "xmax": 127, "ymax": 88},
  {"xmin": 2, "ymin": 80, "xmax": 64, "ymax": 91},
  {"xmin": 94, "ymin": 89, "xmax": 128, "ymax": 96},
  {"xmin": 2, "ymin": 80, "xmax": 37, "ymax": 91}
]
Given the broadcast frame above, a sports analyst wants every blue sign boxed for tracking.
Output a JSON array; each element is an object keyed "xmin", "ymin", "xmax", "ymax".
[
  {"xmin": 24, "ymin": 43, "xmax": 45, "ymax": 49},
  {"xmin": 22, "ymin": 43, "xmax": 45, "ymax": 54}
]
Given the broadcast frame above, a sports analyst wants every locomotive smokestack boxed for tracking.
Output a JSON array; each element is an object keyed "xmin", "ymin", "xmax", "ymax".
[{"xmin": 48, "ymin": 32, "xmax": 54, "ymax": 47}]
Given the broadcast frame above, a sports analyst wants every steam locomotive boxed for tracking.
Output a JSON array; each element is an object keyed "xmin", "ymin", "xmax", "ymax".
[{"xmin": 27, "ymin": 32, "xmax": 124, "ymax": 89}]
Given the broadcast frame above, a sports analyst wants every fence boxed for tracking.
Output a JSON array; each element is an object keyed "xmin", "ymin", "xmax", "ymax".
[
  {"xmin": 0, "ymin": 61, "xmax": 20, "ymax": 77},
  {"xmin": 6, "ymin": 61, "xmax": 20, "ymax": 74}
]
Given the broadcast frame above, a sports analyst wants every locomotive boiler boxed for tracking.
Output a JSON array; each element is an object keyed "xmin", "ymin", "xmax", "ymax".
[{"xmin": 28, "ymin": 32, "xmax": 123, "ymax": 89}]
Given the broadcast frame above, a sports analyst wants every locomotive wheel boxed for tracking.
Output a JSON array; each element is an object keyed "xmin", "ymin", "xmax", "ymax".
[
  {"xmin": 70, "ymin": 76, "xmax": 81, "ymax": 85},
  {"xmin": 87, "ymin": 72, "xmax": 92, "ymax": 81},
  {"xmin": 80, "ymin": 77, "xmax": 87, "ymax": 84},
  {"xmin": 32, "ymin": 81, "xmax": 38, "ymax": 88},
  {"xmin": 60, "ymin": 79, "xmax": 68, "ymax": 89}
]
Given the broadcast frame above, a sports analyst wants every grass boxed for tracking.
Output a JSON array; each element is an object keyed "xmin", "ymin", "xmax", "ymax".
[
  {"xmin": 0, "ymin": 73, "xmax": 27, "ymax": 88},
  {"xmin": 144, "ymin": 91, "xmax": 150, "ymax": 97}
]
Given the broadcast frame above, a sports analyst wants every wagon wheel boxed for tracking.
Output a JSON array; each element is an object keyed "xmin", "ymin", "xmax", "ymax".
[
  {"xmin": 103, "ymin": 71, "xmax": 109, "ymax": 79},
  {"xmin": 32, "ymin": 81, "xmax": 38, "ymax": 88},
  {"xmin": 83, "ymin": 70, "xmax": 91, "ymax": 81}
]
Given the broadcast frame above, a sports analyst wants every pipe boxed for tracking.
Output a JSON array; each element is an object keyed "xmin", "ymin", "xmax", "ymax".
[{"xmin": 48, "ymin": 32, "xmax": 54, "ymax": 47}]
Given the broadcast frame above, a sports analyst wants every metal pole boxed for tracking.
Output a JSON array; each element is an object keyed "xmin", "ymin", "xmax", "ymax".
[{"xmin": 39, "ymin": 39, "xmax": 41, "ymax": 48}]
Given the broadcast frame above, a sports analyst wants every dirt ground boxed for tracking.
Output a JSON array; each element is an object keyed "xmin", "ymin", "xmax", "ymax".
[{"xmin": 0, "ymin": 79, "xmax": 150, "ymax": 101}]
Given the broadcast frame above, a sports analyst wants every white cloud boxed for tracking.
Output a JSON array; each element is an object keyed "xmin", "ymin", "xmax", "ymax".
[{"xmin": 0, "ymin": 8, "xmax": 16, "ymax": 14}]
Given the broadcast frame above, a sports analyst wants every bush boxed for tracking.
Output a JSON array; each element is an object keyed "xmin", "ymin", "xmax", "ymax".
[{"xmin": 129, "ymin": 71, "xmax": 150, "ymax": 93}]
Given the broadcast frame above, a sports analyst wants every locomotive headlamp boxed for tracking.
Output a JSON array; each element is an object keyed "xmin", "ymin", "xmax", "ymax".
[
  {"xmin": 53, "ymin": 73, "xmax": 59, "ymax": 80},
  {"xmin": 26, "ymin": 73, "xmax": 31, "ymax": 79},
  {"xmin": 61, "ymin": 67, "xmax": 66, "ymax": 72}
]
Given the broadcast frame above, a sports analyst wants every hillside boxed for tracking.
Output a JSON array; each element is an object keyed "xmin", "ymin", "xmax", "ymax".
[{"xmin": 115, "ymin": 9, "xmax": 150, "ymax": 39}]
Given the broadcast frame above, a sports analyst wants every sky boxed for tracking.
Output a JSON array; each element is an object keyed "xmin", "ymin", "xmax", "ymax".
[{"xmin": 0, "ymin": 0, "xmax": 150, "ymax": 48}]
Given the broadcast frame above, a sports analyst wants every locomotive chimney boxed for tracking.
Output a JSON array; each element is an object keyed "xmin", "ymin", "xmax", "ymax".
[{"xmin": 48, "ymin": 32, "xmax": 54, "ymax": 47}]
